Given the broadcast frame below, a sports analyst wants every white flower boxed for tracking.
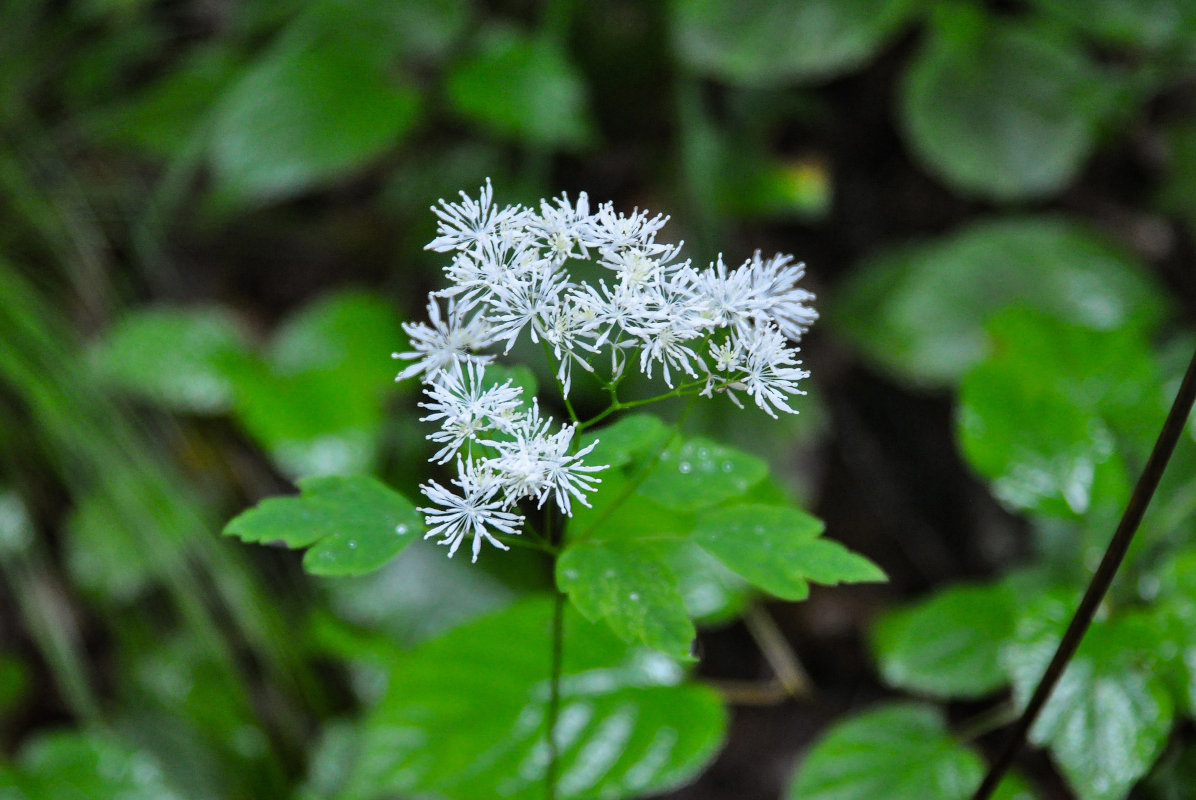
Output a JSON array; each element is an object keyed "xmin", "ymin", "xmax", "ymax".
[
  {"xmin": 419, "ymin": 460, "xmax": 525, "ymax": 562},
  {"xmin": 735, "ymin": 325, "xmax": 809, "ymax": 418},
  {"xmin": 485, "ymin": 401, "xmax": 606, "ymax": 516},
  {"xmin": 426, "ymin": 178, "xmax": 529, "ymax": 259},
  {"xmin": 393, "ymin": 298, "xmax": 494, "ymax": 382},
  {"xmin": 419, "ymin": 362, "xmax": 524, "ymax": 464},
  {"xmin": 400, "ymin": 180, "xmax": 817, "ymax": 562}
]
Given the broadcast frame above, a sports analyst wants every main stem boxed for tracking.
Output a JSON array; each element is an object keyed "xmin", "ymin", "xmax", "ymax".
[
  {"xmin": 971, "ymin": 345, "xmax": 1196, "ymax": 799},
  {"xmin": 545, "ymin": 507, "xmax": 565, "ymax": 800}
]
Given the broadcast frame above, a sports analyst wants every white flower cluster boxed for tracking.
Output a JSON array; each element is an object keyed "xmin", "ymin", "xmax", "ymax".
[{"xmin": 395, "ymin": 180, "xmax": 817, "ymax": 561}]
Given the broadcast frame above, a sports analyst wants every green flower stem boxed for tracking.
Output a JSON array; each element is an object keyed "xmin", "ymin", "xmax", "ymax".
[
  {"xmin": 540, "ymin": 339, "xmax": 579, "ymax": 425},
  {"xmin": 971, "ymin": 343, "xmax": 1196, "ymax": 800},
  {"xmin": 578, "ymin": 379, "xmax": 707, "ymax": 432}
]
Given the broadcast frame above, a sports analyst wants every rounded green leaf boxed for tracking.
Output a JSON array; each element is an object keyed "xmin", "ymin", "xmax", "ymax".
[
  {"xmin": 557, "ymin": 540, "xmax": 696, "ymax": 659},
  {"xmin": 672, "ymin": 0, "xmax": 920, "ymax": 85},
  {"xmin": 223, "ymin": 474, "xmax": 422, "ymax": 576},
  {"xmin": 1028, "ymin": 0, "xmax": 1196, "ymax": 51},
  {"xmin": 788, "ymin": 703, "xmax": 1035, "ymax": 800},
  {"xmin": 958, "ymin": 309, "xmax": 1159, "ymax": 519},
  {"xmin": 1003, "ymin": 594, "xmax": 1174, "ymax": 800},
  {"xmin": 834, "ymin": 216, "xmax": 1169, "ymax": 386},
  {"xmin": 901, "ymin": 10, "xmax": 1111, "ymax": 200},
  {"xmin": 446, "ymin": 25, "xmax": 592, "ymax": 148},
  {"xmin": 209, "ymin": 28, "xmax": 421, "ymax": 202},
  {"xmin": 342, "ymin": 596, "xmax": 726, "ymax": 800},
  {"xmin": 91, "ymin": 307, "xmax": 251, "ymax": 414},
  {"xmin": 872, "ymin": 582, "xmax": 1016, "ymax": 699},
  {"xmin": 638, "ymin": 437, "xmax": 768, "ymax": 510}
]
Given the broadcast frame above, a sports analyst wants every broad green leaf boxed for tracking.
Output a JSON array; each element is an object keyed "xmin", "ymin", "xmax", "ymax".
[
  {"xmin": 958, "ymin": 310, "xmax": 1158, "ymax": 519},
  {"xmin": 671, "ymin": 0, "xmax": 920, "ymax": 86},
  {"xmin": 788, "ymin": 703, "xmax": 1035, "ymax": 800},
  {"xmin": 557, "ymin": 540, "xmax": 696, "ymax": 659},
  {"xmin": 579, "ymin": 414, "xmax": 671, "ymax": 469},
  {"xmin": 91, "ymin": 306, "xmax": 252, "ymax": 414},
  {"xmin": 342, "ymin": 596, "xmax": 726, "ymax": 800},
  {"xmin": 447, "ymin": 25, "xmax": 591, "ymax": 148},
  {"xmin": 901, "ymin": 9, "xmax": 1112, "ymax": 200},
  {"xmin": 638, "ymin": 437, "xmax": 767, "ymax": 510},
  {"xmin": 872, "ymin": 582, "xmax": 1016, "ymax": 699},
  {"xmin": 97, "ymin": 46, "xmax": 241, "ymax": 159},
  {"xmin": 209, "ymin": 24, "xmax": 421, "ymax": 202},
  {"xmin": 1028, "ymin": 0, "xmax": 1196, "ymax": 51},
  {"xmin": 323, "ymin": 543, "xmax": 520, "ymax": 648},
  {"xmin": 15, "ymin": 731, "xmax": 186, "ymax": 800},
  {"xmin": 1003, "ymin": 592, "xmax": 1175, "ymax": 800},
  {"xmin": 835, "ymin": 217, "xmax": 1168, "ymax": 386},
  {"xmin": 568, "ymin": 472, "xmax": 694, "ymax": 544},
  {"xmin": 693, "ymin": 504, "xmax": 883, "ymax": 601},
  {"xmin": 565, "ymin": 476, "xmax": 751, "ymax": 622},
  {"xmin": 223, "ymin": 475, "xmax": 422, "ymax": 576}
]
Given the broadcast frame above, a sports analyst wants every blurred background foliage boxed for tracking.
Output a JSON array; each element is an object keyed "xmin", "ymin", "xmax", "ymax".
[{"xmin": 1, "ymin": 0, "xmax": 1196, "ymax": 798}]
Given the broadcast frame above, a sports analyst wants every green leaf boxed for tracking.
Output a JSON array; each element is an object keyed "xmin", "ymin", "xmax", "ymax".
[
  {"xmin": 223, "ymin": 474, "xmax": 422, "ymax": 576},
  {"xmin": 557, "ymin": 540, "xmax": 696, "ymax": 659},
  {"xmin": 958, "ymin": 309, "xmax": 1159, "ymax": 519},
  {"xmin": 672, "ymin": 0, "xmax": 920, "ymax": 86},
  {"xmin": 209, "ymin": 24, "xmax": 421, "ymax": 202},
  {"xmin": 579, "ymin": 414, "xmax": 671, "ymax": 469},
  {"xmin": 1028, "ymin": 0, "xmax": 1196, "ymax": 51},
  {"xmin": 342, "ymin": 596, "xmax": 726, "ymax": 800},
  {"xmin": 1151, "ymin": 548, "xmax": 1196, "ymax": 716},
  {"xmin": 637, "ymin": 437, "xmax": 768, "ymax": 510},
  {"xmin": 91, "ymin": 306, "xmax": 252, "ymax": 414},
  {"xmin": 872, "ymin": 581, "xmax": 1016, "ymax": 699},
  {"xmin": 787, "ymin": 702, "xmax": 1035, "ymax": 800},
  {"xmin": 1003, "ymin": 592, "xmax": 1175, "ymax": 800},
  {"xmin": 901, "ymin": 9, "xmax": 1112, "ymax": 200},
  {"xmin": 835, "ymin": 216, "xmax": 1169, "ymax": 386},
  {"xmin": 693, "ymin": 504, "xmax": 883, "ymax": 601},
  {"xmin": 16, "ymin": 731, "xmax": 186, "ymax": 800},
  {"xmin": 227, "ymin": 290, "xmax": 405, "ymax": 477},
  {"xmin": 447, "ymin": 25, "xmax": 591, "ymax": 148}
]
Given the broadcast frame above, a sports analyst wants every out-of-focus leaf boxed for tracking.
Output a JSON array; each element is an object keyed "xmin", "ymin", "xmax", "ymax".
[
  {"xmin": 1003, "ymin": 591, "xmax": 1174, "ymax": 800},
  {"xmin": 15, "ymin": 731, "xmax": 186, "ymax": 800},
  {"xmin": 209, "ymin": 24, "xmax": 421, "ymax": 202},
  {"xmin": 224, "ymin": 475, "xmax": 422, "ymax": 576},
  {"xmin": 693, "ymin": 504, "xmax": 882, "ymax": 601},
  {"xmin": 872, "ymin": 581, "xmax": 1016, "ymax": 699},
  {"xmin": 1028, "ymin": 0, "xmax": 1196, "ymax": 51},
  {"xmin": 557, "ymin": 540, "xmax": 696, "ymax": 659},
  {"xmin": 835, "ymin": 217, "xmax": 1169, "ymax": 386},
  {"xmin": 97, "ymin": 46, "xmax": 241, "ymax": 159},
  {"xmin": 341, "ymin": 596, "xmax": 726, "ymax": 800},
  {"xmin": 672, "ymin": 0, "xmax": 920, "ymax": 85},
  {"xmin": 91, "ymin": 307, "xmax": 252, "ymax": 414},
  {"xmin": 901, "ymin": 8, "xmax": 1113, "ymax": 200},
  {"xmin": 446, "ymin": 25, "xmax": 592, "ymax": 148},
  {"xmin": 228, "ymin": 290, "xmax": 404, "ymax": 477},
  {"xmin": 958, "ymin": 309, "xmax": 1158, "ymax": 519},
  {"xmin": 787, "ymin": 703, "xmax": 1036, "ymax": 800}
]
